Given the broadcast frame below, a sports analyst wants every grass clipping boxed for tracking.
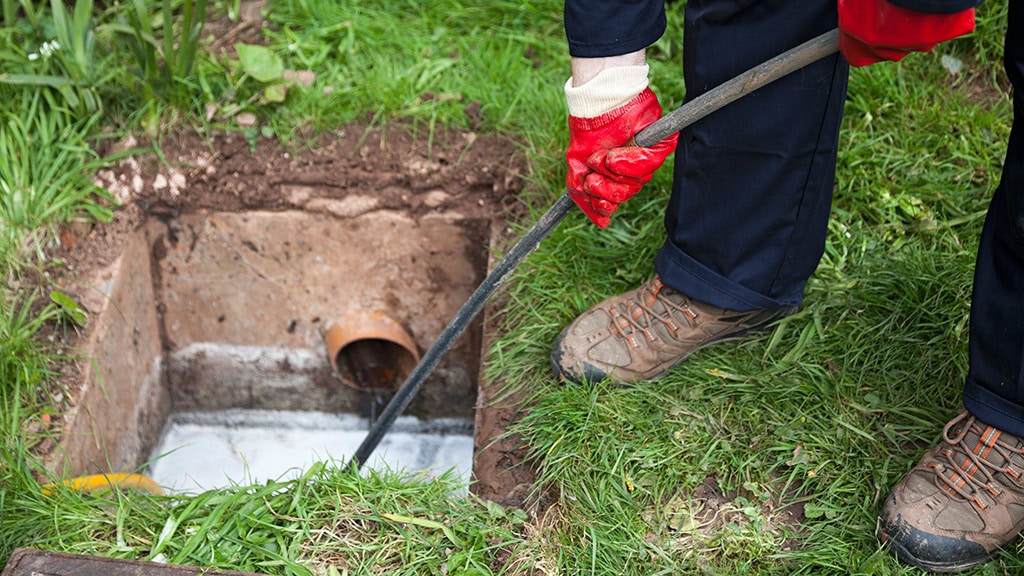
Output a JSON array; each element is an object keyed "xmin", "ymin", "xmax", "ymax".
[{"xmin": 292, "ymin": 466, "xmax": 536, "ymax": 575}]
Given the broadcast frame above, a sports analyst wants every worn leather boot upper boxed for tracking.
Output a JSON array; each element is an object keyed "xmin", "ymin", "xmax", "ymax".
[
  {"xmin": 551, "ymin": 276, "xmax": 795, "ymax": 385},
  {"xmin": 879, "ymin": 411, "xmax": 1024, "ymax": 573}
]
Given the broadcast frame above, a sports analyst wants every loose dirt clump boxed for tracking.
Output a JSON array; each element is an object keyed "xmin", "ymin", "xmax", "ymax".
[{"xmin": 642, "ymin": 475, "xmax": 807, "ymax": 569}]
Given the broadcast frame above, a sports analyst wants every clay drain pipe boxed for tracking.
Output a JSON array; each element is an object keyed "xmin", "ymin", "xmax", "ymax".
[
  {"xmin": 347, "ymin": 28, "xmax": 841, "ymax": 470},
  {"xmin": 324, "ymin": 310, "xmax": 419, "ymax": 392}
]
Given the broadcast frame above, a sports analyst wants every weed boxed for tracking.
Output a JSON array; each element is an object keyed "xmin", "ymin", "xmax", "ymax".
[
  {"xmin": 0, "ymin": 0, "xmax": 106, "ymax": 114},
  {"xmin": 102, "ymin": 0, "xmax": 210, "ymax": 127},
  {"xmin": 49, "ymin": 290, "xmax": 87, "ymax": 329},
  {"xmin": 47, "ymin": 0, "xmax": 102, "ymax": 112},
  {"xmin": 234, "ymin": 43, "xmax": 288, "ymax": 103}
]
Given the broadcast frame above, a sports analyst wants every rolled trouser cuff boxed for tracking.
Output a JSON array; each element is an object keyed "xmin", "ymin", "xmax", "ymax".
[
  {"xmin": 963, "ymin": 378, "xmax": 1024, "ymax": 439},
  {"xmin": 655, "ymin": 240, "xmax": 801, "ymax": 312}
]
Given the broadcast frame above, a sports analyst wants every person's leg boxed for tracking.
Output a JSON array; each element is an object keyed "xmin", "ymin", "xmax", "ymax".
[
  {"xmin": 655, "ymin": 0, "xmax": 849, "ymax": 311},
  {"xmin": 961, "ymin": 25, "xmax": 1024, "ymax": 437},
  {"xmin": 878, "ymin": 6, "xmax": 1024, "ymax": 571},
  {"xmin": 552, "ymin": 0, "xmax": 848, "ymax": 384}
]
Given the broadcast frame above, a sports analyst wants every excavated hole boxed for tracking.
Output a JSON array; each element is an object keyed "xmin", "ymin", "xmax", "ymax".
[
  {"xmin": 54, "ymin": 209, "xmax": 491, "ymax": 493},
  {"xmin": 44, "ymin": 125, "xmax": 536, "ymax": 505}
]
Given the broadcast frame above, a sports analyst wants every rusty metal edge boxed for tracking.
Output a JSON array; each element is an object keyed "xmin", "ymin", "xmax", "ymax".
[{"xmin": 2, "ymin": 548, "xmax": 273, "ymax": 576}]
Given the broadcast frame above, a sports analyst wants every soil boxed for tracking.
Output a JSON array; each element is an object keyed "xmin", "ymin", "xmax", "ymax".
[
  {"xmin": 51, "ymin": 121, "xmax": 538, "ymax": 505},
  {"xmin": 66, "ymin": 124, "xmax": 526, "ymax": 279},
  {"xmin": 69, "ymin": 125, "xmax": 524, "ymax": 276}
]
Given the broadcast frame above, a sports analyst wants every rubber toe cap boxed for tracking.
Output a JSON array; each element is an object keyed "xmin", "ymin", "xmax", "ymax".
[
  {"xmin": 550, "ymin": 329, "xmax": 607, "ymax": 384},
  {"xmin": 878, "ymin": 512, "xmax": 990, "ymax": 572}
]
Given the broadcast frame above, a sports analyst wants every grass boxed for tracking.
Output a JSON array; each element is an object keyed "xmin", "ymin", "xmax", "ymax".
[
  {"xmin": 508, "ymin": 236, "xmax": 980, "ymax": 573},
  {"xmin": 0, "ymin": 90, "xmax": 115, "ymax": 273},
  {"xmin": 0, "ymin": 0, "xmax": 1017, "ymax": 574},
  {"xmin": 0, "ymin": 463, "xmax": 530, "ymax": 575}
]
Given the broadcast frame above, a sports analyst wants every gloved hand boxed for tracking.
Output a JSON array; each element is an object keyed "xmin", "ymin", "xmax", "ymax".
[
  {"xmin": 838, "ymin": 0, "xmax": 975, "ymax": 67},
  {"xmin": 566, "ymin": 83, "xmax": 677, "ymax": 228}
]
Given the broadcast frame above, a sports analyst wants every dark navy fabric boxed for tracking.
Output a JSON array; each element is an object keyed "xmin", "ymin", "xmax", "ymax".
[
  {"xmin": 961, "ymin": 1, "xmax": 1024, "ymax": 436},
  {"xmin": 562, "ymin": 0, "xmax": 981, "ymax": 59},
  {"xmin": 654, "ymin": 0, "xmax": 848, "ymax": 310},
  {"xmin": 889, "ymin": 0, "xmax": 981, "ymax": 14},
  {"xmin": 564, "ymin": 0, "xmax": 667, "ymax": 57}
]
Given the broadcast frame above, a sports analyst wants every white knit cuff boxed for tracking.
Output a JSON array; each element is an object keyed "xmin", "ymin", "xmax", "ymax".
[{"xmin": 564, "ymin": 64, "xmax": 650, "ymax": 118}]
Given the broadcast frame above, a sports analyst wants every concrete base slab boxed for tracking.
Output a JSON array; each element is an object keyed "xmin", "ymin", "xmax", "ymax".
[{"xmin": 147, "ymin": 410, "xmax": 474, "ymax": 493}]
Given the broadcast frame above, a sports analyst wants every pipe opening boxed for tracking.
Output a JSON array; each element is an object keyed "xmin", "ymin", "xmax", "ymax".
[
  {"xmin": 324, "ymin": 310, "xmax": 419, "ymax": 392},
  {"xmin": 335, "ymin": 338, "xmax": 417, "ymax": 391}
]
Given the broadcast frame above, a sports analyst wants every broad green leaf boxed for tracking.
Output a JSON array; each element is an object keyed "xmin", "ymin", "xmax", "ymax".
[
  {"xmin": 50, "ymin": 290, "xmax": 86, "ymax": 325},
  {"xmin": 235, "ymin": 43, "xmax": 283, "ymax": 83},
  {"xmin": 263, "ymin": 82, "xmax": 287, "ymax": 103},
  {"xmin": 803, "ymin": 503, "xmax": 826, "ymax": 519}
]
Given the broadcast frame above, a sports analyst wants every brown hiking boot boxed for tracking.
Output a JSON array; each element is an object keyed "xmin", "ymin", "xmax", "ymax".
[
  {"xmin": 550, "ymin": 276, "xmax": 796, "ymax": 385},
  {"xmin": 878, "ymin": 411, "xmax": 1024, "ymax": 573}
]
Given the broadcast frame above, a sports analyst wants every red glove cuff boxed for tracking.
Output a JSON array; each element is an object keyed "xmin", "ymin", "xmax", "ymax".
[{"xmin": 568, "ymin": 88, "xmax": 660, "ymax": 133}]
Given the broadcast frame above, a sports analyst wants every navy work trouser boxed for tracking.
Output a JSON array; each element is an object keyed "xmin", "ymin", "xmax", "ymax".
[
  {"xmin": 653, "ymin": 0, "xmax": 1024, "ymax": 435},
  {"xmin": 963, "ymin": 2, "xmax": 1024, "ymax": 436}
]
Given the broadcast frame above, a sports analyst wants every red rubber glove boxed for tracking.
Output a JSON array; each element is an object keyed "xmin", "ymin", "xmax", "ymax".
[
  {"xmin": 566, "ymin": 88, "xmax": 678, "ymax": 228},
  {"xmin": 838, "ymin": 0, "xmax": 975, "ymax": 67}
]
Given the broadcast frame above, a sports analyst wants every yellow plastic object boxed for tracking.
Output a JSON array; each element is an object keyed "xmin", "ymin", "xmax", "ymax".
[{"xmin": 42, "ymin": 473, "xmax": 164, "ymax": 496}]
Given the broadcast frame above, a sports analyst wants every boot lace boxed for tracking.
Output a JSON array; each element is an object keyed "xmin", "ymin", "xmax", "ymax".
[
  {"xmin": 929, "ymin": 411, "xmax": 1024, "ymax": 510},
  {"xmin": 607, "ymin": 279, "xmax": 697, "ymax": 347}
]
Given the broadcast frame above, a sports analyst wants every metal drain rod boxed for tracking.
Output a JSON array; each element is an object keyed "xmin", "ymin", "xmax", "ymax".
[
  {"xmin": 347, "ymin": 28, "xmax": 840, "ymax": 471},
  {"xmin": 348, "ymin": 193, "xmax": 576, "ymax": 469}
]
